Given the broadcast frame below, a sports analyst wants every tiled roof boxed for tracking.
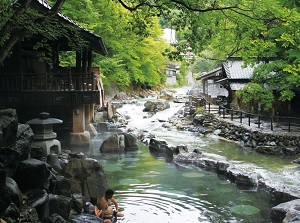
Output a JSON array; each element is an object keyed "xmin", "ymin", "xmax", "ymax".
[
  {"xmin": 223, "ymin": 59, "xmax": 255, "ymax": 79},
  {"xmin": 196, "ymin": 67, "xmax": 222, "ymax": 80}
]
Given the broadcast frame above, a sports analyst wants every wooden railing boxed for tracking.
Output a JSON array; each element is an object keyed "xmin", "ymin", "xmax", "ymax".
[
  {"xmin": 194, "ymin": 96, "xmax": 300, "ymax": 133},
  {"xmin": 0, "ymin": 73, "xmax": 98, "ymax": 92}
]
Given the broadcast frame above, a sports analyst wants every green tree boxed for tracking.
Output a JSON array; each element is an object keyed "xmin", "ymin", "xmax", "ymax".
[{"xmin": 236, "ymin": 83, "xmax": 274, "ymax": 111}]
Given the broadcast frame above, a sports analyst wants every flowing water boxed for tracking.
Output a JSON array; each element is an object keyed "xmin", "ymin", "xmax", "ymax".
[{"xmin": 70, "ymin": 87, "xmax": 299, "ymax": 223}]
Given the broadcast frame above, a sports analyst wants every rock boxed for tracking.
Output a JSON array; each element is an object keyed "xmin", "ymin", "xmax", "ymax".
[
  {"xmin": 293, "ymin": 158, "xmax": 300, "ymax": 164},
  {"xmin": 44, "ymin": 213, "xmax": 67, "ymax": 223},
  {"xmin": 158, "ymin": 90, "xmax": 174, "ymax": 100},
  {"xmin": 226, "ymin": 166, "xmax": 258, "ymax": 189},
  {"xmin": 25, "ymin": 189, "xmax": 49, "ymax": 221},
  {"xmin": 48, "ymin": 194, "xmax": 72, "ymax": 221},
  {"xmin": 0, "ymin": 148, "xmax": 21, "ymax": 178},
  {"xmin": 15, "ymin": 124, "xmax": 34, "ymax": 161},
  {"xmin": 6, "ymin": 177, "xmax": 22, "ymax": 207},
  {"xmin": 14, "ymin": 159, "xmax": 50, "ymax": 192},
  {"xmin": 3, "ymin": 202, "xmax": 20, "ymax": 219},
  {"xmin": 143, "ymin": 99, "xmax": 170, "ymax": 112},
  {"xmin": 173, "ymin": 151, "xmax": 204, "ymax": 164},
  {"xmin": 0, "ymin": 108, "xmax": 18, "ymax": 148},
  {"xmin": 19, "ymin": 206, "xmax": 41, "ymax": 223},
  {"xmin": 281, "ymin": 146, "xmax": 299, "ymax": 156},
  {"xmin": 173, "ymin": 144, "xmax": 188, "ymax": 155},
  {"xmin": 255, "ymin": 145, "xmax": 281, "ymax": 155},
  {"xmin": 193, "ymin": 114, "xmax": 205, "ymax": 125},
  {"xmin": 100, "ymin": 133, "xmax": 138, "ymax": 153},
  {"xmin": 270, "ymin": 199, "xmax": 300, "ymax": 222},
  {"xmin": 61, "ymin": 158, "xmax": 107, "ymax": 198},
  {"xmin": 113, "ymin": 92, "xmax": 127, "ymax": 100},
  {"xmin": 149, "ymin": 138, "xmax": 168, "ymax": 154},
  {"xmin": 216, "ymin": 160, "xmax": 230, "ymax": 173},
  {"xmin": 49, "ymin": 175, "xmax": 71, "ymax": 197},
  {"xmin": 69, "ymin": 213, "xmax": 104, "ymax": 223},
  {"xmin": 71, "ymin": 193, "xmax": 84, "ymax": 214},
  {"xmin": 47, "ymin": 154, "xmax": 62, "ymax": 174}
]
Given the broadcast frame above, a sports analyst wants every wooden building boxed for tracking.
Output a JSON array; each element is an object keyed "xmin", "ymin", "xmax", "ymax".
[{"xmin": 0, "ymin": 0, "xmax": 107, "ymax": 145}]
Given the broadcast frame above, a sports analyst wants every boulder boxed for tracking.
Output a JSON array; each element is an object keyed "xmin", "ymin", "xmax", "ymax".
[
  {"xmin": 25, "ymin": 189, "xmax": 49, "ymax": 221},
  {"xmin": 0, "ymin": 108, "xmax": 18, "ymax": 148},
  {"xmin": 14, "ymin": 159, "xmax": 50, "ymax": 192},
  {"xmin": 143, "ymin": 99, "xmax": 170, "ymax": 112},
  {"xmin": 47, "ymin": 154, "xmax": 62, "ymax": 174},
  {"xmin": 193, "ymin": 114, "xmax": 205, "ymax": 125},
  {"xmin": 19, "ymin": 206, "xmax": 41, "ymax": 223},
  {"xmin": 158, "ymin": 90, "xmax": 174, "ymax": 100},
  {"xmin": 61, "ymin": 158, "xmax": 107, "ymax": 198},
  {"xmin": 44, "ymin": 213, "xmax": 67, "ymax": 223},
  {"xmin": 271, "ymin": 199, "xmax": 300, "ymax": 222},
  {"xmin": 100, "ymin": 133, "xmax": 138, "ymax": 153},
  {"xmin": 255, "ymin": 145, "xmax": 281, "ymax": 155},
  {"xmin": 6, "ymin": 177, "xmax": 22, "ymax": 207},
  {"xmin": 0, "ymin": 147, "xmax": 21, "ymax": 178},
  {"xmin": 149, "ymin": 138, "xmax": 168, "ymax": 154},
  {"xmin": 226, "ymin": 166, "xmax": 258, "ymax": 188},
  {"xmin": 49, "ymin": 175, "xmax": 71, "ymax": 197},
  {"xmin": 48, "ymin": 194, "xmax": 72, "ymax": 221},
  {"xmin": 15, "ymin": 124, "xmax": 34, "ymax": 161}
]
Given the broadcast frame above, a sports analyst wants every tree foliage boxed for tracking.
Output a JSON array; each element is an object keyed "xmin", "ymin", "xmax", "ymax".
[
  {"xmin": 236, "ymin": 83, "xmax": 274, "ymax": 111},
  {"xmin": 55, "ymin": 0, "xmax": 168, "ymax": 90},
  {"xmin": 2, "ymin": 0, "xmax": 300, "ymax": 98}
]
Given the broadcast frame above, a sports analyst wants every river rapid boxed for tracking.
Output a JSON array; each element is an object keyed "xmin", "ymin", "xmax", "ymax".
[{"xmin": 71, "ymin": 86, "xmax": 299, "ymax": 223}]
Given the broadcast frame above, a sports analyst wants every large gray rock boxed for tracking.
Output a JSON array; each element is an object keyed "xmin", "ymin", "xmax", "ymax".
[
  {"xmin": 48, "ymin": 194, "xmax": 72, "ymax": 221},
  {"xmin": 255, "ymin": 145, "xmax": 281, "ymax": 155},
  {"xmin": 49, "ymin": 175, "xmax": 71, "ymax": 197},
  {"xmin": 193, "ymin": 114, "xmax": 205, "ymax": 125},
  {"xmin": 143, "ymin": 99, "xmax": 170, "ymax": 112},
  {"xmin": 0, "ymin": 108, "xmax": 18, "ymax": 148},
  {"xmin": 226, "ymin": 166, "xmax": 258, "ymax": 188},
  {"xmin": 14, "ymin": 159, "xmax": 50, "ymax": 192},
  {"xmin": 271, "ymin": 199, "xmax": 300, "ymax": 222},
  {"xmin": 6, "ymin": 177, "xmax": 22, "ymax": 207},
  {"xmin": 149, "ymin": 138, "xmax": 168, "ymax": 154},
  {"xmin": 25, "ymin": 189, "xmax": 49, "ymax": 221},
  {"xmin": 0, "ymin": 147, "xmax": 21, "ymax": 178},
  {"xmin": 15, "ymin": 124, "xmax": 34, "ymax": 161},
  {"xmin": 100, "ymin": 133, "xmax": 138, "ymax": 153},
  {"xmin": 61, "ymin": 158, "xmax": 107, "ymax": 198},
  {"xmin": 44, "ymin": 213, "xmax": 67, "ymax": 223}
]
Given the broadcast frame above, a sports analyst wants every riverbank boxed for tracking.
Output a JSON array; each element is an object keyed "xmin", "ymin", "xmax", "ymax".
[{"xmin": 111, "ymin": 85, "xmax": 300, "ymax": 223}]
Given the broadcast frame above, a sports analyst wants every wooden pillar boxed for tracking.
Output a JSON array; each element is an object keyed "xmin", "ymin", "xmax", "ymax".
[
  {"xmin": 52, "ymin": 44, "xmax": 60, "ymax": 70},
  {"xmin": 72, "ymin": 106, "xmax": 85, "ymax": 133},
  {"xmin": 82, "ymin": 51, "xmax": 88, "ymax": 74},
  {"xmin": 87, "ymin": 50, "xmax": 92, "ymax": 73},
  {"xmin": 76, "ymin": 52, "xmax": 81, "ymax": 73}
]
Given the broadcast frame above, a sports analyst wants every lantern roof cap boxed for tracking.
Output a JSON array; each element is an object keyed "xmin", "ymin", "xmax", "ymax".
[{"xmin": 26, "ymin": 112, "xmax": 63, "ymax": 125}]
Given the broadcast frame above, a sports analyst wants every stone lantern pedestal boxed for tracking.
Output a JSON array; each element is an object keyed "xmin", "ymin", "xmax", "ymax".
[{"xmin": 26, "ymin": 112, "xmax": 63, "ymax": 156}]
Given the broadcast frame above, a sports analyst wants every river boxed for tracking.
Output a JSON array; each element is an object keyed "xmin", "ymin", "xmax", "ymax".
[{"xmin": 70, "ymin": 86, "xmax": 299, "ymax": 223}]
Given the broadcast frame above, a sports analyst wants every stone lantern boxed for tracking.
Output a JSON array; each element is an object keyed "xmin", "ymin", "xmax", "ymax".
[{"xmin": 26, "ymin": 112, "xmax": 63, "ymax": 156}]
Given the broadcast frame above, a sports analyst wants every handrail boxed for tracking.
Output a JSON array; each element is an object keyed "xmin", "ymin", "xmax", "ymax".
[
  {"xmin": 0, "ymin": 73, "xmax": 99, "ymax": 92},
  {"xmin": 198, "ymin": 96, "xmax": 300, "ymax": 133}
]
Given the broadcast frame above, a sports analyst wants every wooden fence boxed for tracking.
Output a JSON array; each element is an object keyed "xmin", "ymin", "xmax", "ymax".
[{"xmin": 195, "ymin": 97, "xmax": 300, "ymax": 133}]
